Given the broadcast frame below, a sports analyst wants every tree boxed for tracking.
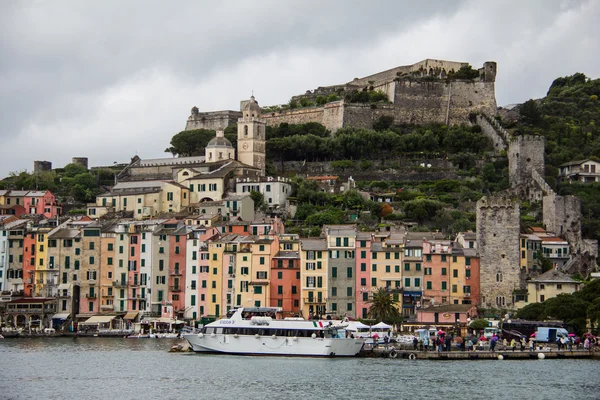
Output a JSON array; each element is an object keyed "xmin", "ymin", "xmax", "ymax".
[
  {"xmin": 515, "ymin": 302, "xmax": 546, "ymax": 321},
  {"xmin": 542, "ymin": 293, "xmax": 589, "ymax": 335},
  {"xmin": 367, "ymin": 288, "xmax": 402, "ymax": 324},
  {"xmin": 379, "ymin": 203, "xmax": 393, "ymax": 218},
  {"xmin": 165, "ymin": 129, "xmax": 215, "ymax": 157},
  {"xmin": 469, "ymin": 318, "xmax": 490, "ymax": 331},
  {"xmin": 519, "ymin": 99, "xmax": 542, "ymax": 126},
  {"xmin": 249, "ymin": 191, "xmax": 264, "ymax": 210}
]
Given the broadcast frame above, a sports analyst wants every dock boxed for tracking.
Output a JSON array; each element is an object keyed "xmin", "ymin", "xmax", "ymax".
[{"xmin": 364, "ymin": 347, "xmax": 596, "ymax": 360}]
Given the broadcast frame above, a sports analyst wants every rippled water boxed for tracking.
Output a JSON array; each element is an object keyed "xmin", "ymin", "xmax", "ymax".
[{"xmin": 0, "ymin": 338, "xmax": 598, "ymax": 400}]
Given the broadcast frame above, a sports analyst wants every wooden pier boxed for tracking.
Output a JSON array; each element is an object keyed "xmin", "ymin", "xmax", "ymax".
[{"xmin": 364, "ymin": 347, "xmax": 596, "ymax": 360}]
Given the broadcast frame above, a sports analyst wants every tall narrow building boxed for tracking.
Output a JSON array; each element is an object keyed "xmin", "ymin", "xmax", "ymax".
[{"xmin": 237, "ymin": 96, "xmax": 266, "ymax": 176}]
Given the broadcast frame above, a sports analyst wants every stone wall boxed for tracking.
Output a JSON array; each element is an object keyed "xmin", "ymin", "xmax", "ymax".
[
  {"xmin": 543, "ymin": 194, "xmax": 582, "ymax": 246},
  {"xmin": 185, "ymin": 110, "xmax": 241, "ymax": 131},
  {"xmin": 322, "ymin": 102, "xmax": 345, "ymax": 132},
  {"xmin": 476, "ymin": 115, "xmax": 507, "ymax": 153},
  {"xmin": 476, "ymin": 195, "xmax": 521, "ymax": 309},
  {"xmin": 342, "ymin": 104, "xmax": 374, "ymax": 129},
  {"xmin": 508, "ymin": 135, "xmax": 545, "ymax": 188},
  {"xmin": 262, "ymin": 107, "xmax": 325, "ymax": 128},
  {"xmin": 448, "ymin": 81, "xmax": 497, "ymax": 124}
]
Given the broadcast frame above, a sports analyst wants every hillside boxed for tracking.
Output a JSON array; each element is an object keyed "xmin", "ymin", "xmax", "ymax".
[{"xmin": 505, "ymin": 73, "xmax": 600, "ymax": 240}]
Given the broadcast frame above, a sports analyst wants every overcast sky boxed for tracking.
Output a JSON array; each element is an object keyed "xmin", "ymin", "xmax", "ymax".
[{"xmin": 1, "ymin": 0, "xmax": 598, "ymax": 178}]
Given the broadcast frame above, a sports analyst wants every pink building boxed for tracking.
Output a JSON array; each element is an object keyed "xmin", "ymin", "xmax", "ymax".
[
  {"xmin": 355, "ymin": 232, "xmax": 372, "ymax": 319},
  {"xmin": 23, "ymin": 190, "xmax": 61, "ymax": 218}
]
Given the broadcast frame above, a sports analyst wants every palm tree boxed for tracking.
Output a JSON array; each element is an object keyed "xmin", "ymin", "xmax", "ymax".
[{"xmin": 367, "ymin": 288, "xmax": 402, "ymax": 324}]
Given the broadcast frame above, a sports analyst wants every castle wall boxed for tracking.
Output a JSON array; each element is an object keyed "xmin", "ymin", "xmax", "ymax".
[
  {"xmin": 342, "ymin": 104, "xmax": 374, "ymax": 129},
  {"xmin": 476, "ymin": 195, "xmax": 521, "ymax": 309},
  {"xmin": 447, "ymin": 81, "xmax": 497, "ymax": 124},
  {"xmin": 262, "ymin": 107, "xmax": 325, "ymax": 128},
  {"xmin": 322, "ymin": 102, "xmax": 345, "ymax": 132},
  {"xmin": 476, "ymin": 115, "xmax": 507, "ymax": 153},
  {"xmin": 543, "ymin": 194, "xmax": 582, "ymax": 245},
  {"xmin": 33, "ymin": 161, "xmax": 52, "ymax": 173},
  {"xmin": 508, "ymin": 135, "xmax": 545, "ymax": 188},
  {"xmin": 185, "ymin": 111, "xmax": 242, "ymax": 131}
]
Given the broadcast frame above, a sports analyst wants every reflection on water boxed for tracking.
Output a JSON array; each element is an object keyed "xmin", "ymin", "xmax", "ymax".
[{"xmin": 0, "ymin": 338, "xmax": 598, "ymax": 400}]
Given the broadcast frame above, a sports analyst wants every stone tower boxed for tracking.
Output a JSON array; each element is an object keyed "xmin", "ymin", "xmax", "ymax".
[
  {"xmin": 508, "ymin": 135, "xmax": 545, "ymax": 188},
  {"xmin": 237, "ymin": 96, "xmax": 266, "ymax": 175},
  {"xmin": 476, "ymin": 195, "xmax": 521, "ymax": 309},
  {"xmin": 205, "ymin": 128, "xmax": 235, "ymax": 163}
]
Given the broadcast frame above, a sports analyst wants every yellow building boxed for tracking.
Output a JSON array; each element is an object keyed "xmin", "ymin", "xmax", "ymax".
[
  {"xmin": 87, "ymin": 180, "xmax": 190, "ymax": 220},
  {"xmin": 100, "ymin": 230, "xmax": 116, "ymax": 313},
  {"xmin": 249, "ymin": 236, "xmax": 279, "ymax": 308},
  {"xmin": 34, "ymin": 227, "xmax": 52, "ymax": 297},
  {"xmin": 520, "ymin": 234, "xmax": 542, "ymax": 272},
  {"xmin": 207, "ymin": 240, "xmax": 225, "ymax": 318},
  {"xmin": 515, "ymin": 270, "xmax": 581, "ymax": 309},
  {"xmin": 299, "ymin": 239, "xmax": 328, "ymax": 318}
]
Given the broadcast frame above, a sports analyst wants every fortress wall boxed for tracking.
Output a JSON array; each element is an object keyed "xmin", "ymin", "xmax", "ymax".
[
  {"xmin": 322, "ymin": 102, "xmax": 345, "ymax": 132},
  {"xmin": 342, "ymin": 104, "xmax": 375, "ymax": 129},
  {"xmin": 447, "ymin": 81, "xmax": 497, "ymax": 124},
  {"xmin": 261, "ymin": 107, "xmax": 325, "ymax": 127},
  {"xmin": 185, "ymin": 111, "xmax": 241, "ymax": 131}
]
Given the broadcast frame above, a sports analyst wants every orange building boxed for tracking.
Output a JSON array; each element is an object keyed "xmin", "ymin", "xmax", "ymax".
[
  {"xmin": 168, "ymin": 225, "xmax": 187, "ymax": 317},
  {"xmin": 270, "ymin": 234, "xmax": 300, "ymax": 315}
]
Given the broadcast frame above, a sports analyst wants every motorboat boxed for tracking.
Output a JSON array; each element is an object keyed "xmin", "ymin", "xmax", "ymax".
[{"xmin": 183, "ymin": 307, "xmax": 364, "ymax": 357}]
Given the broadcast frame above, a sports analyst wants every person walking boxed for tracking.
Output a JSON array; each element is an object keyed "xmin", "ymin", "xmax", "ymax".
[
  {"xmin": 423, "ymin": 336, "xmax": 429, "ymax": 351},
  {"xmin": 584, "ymin": 337, "xmax": 590, "ymax": 351},
  {"xmin": 520, "ymin": 337, "xmax": 526, "ymax": 351},
  {"xmin": 510, "ymin": 338, "xmax": 517, "ymax": 352}
]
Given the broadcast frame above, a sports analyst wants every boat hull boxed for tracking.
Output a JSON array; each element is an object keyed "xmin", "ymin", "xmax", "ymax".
[{"xmin": 183, "ymin": 334, "xmax": 364, "ymax": 357}]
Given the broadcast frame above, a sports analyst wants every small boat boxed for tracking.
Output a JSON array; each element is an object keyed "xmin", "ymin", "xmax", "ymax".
[{"xmin": 183, "ymin": 307, "xmax": 364, "ymax": 357}]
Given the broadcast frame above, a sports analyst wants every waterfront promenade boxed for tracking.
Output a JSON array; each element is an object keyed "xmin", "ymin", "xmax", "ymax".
[{"xmin": 366, "ymin": 346, "xmax": 597, "ymax": 360}]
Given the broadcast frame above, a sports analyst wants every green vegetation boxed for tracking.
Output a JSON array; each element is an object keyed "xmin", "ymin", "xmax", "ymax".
[
  {"xmin": 367, "ymin": 288, "xmax": 402, "ymax": 325},
  {"xmin": 516, "ymin": 279, "xmax": 600, "ymax": 335},
  {"xmin": 165, "ymin": 128, "xmax": 237, "ymax": 157},
  {"xmin": 447, "ymin": 65, "xmax": 480, "ymax": 80},
  {"xmin": 0, "ymin": 163, "xmax": 118, "ymax": 203},
  {"xmin": 509, "ymin": 73, "xmax": 600, "ymax": 240}
]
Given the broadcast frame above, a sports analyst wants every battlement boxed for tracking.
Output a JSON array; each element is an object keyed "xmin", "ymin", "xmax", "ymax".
[
  {"xmin": 476, "ymin": 195, "xmax": 519, "ymax": 209},
  {"xmin": 510, "ymin": 134, "xmax": 546, "ymax": 144}
]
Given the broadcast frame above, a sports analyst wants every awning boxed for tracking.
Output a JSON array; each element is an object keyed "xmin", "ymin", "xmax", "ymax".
[
  {"xmin": 52, "ymin": 313, "xmax": 70, "ymax": 320},
  {"xmin": 57, "ymin": 283, "xmax": 72, "ymax": 290},
  {"xmin": 151, "ymin": 317, "xmax": 183, "ymax": 324},
  {"xmin": 123, "ymin": 312, "xmax": 138, "ymax": 320},
  {"xmin": 80, "ymin": 315, "xmax": 116, "ymax": 325}
]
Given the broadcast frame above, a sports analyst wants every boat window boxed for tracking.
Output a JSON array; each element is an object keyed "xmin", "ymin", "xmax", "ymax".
[
  {"xmin": 205, "ymin": 328, "xmax": 214, "ymax": 334},
  {"xmin": 215, "ymin": 328, "xmax": 223, "ymax": 334}
]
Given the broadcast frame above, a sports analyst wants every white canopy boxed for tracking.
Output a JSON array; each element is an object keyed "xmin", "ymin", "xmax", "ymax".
[
  {"xmin": 347, "ymin": 321, "xmax": 371, "ymax": 331},
  {"xmin": 372, "ymin": 322, "xmax": 393, "ymax": 330}
]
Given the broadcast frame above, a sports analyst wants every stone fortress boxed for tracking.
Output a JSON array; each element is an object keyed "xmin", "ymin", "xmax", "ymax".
[
  {"xmin": 476, "ymin": 115, "xmax": 598, "ymax": 310},
  {"xmin": 185, "ymin": 58, "xmax": 498, "ymax": 132}
]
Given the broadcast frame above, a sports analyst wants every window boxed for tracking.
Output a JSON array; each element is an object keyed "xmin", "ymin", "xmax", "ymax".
[
  {"xmin": 426, "ymin": 281, "xmax": 432, "ymax": 290},
  {"xmin": 453, "ymin": 269, "xmax": 458, "ymax": 278},
  {"xmin": 346, "ymin": 287, "xmax": 352, "ymax": 297},
  {"xmin": 556, "ymin": 284, "xmax": 562, "ymax": 290},
  {"xmin": 372, "ymin": 264, "xmax": 377, "ymax": 272},
  {"xmin": 441, "ymin": 255, "xmax": 446, "ymax": 262},
  {"xmin": 441, "ymin": 268, "xmax": 447, "ymax": 276},
  {"xmin": 404, "ymin": 263, "xmax": 410, "ymax": 271},
  {"xmin": 371, "ymin": 277, "xmax": 376, "ymax": 286},
  {"xmin": 346, "ymin": 267, "xmax": 352, "ymax": 278},
  {"xmin": 277, "ymin": 272, "xmax": 282, "ymax": 279},
  {"xmin": 360, "ymin": 263, "xmax": 366, "ymax": 272},
  {"xmin": 360, "ymin": 278, "xmax": 366, "ymax": 286},
  {"xmin": 89, "ymin": 256, "xmax": 95, "ymax": 265},
  {"xmin": 452, "ymin": 284, "xmax": 457, "ymax": 293},
  {"xmin": 404, "ymin": 278, "xmax": 410, "ymax": 287},
  {"xmin": 332, "ymin": 267, "xmax": 337, "ymax": 278},
  {"xmin": 385, "ymin": 265, "xmax": 390, "ymax": 273},
  {"xmin": 254, "ymin": 286, "xmax": 263, "ymax": 294},
  {"xmin": 291, "ymin": 286, "xmax": 297, "ymax": 294},
  {"xmin": 277, "ymin": 286, "xmax": 283, "ymax": 295},
  {"xmin": 441, "ymin": 282, "xmax": 447, "ymax": 291},
  {"xmin": 496, "ymin": 272, "xmax": 503, "ymax": 282},
  {"xmin": 414, "ymin": 278, "xmax": 420, "ymax": 288}
]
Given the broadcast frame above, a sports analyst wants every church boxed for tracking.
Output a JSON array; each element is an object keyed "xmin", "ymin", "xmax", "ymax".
[{"xmin": 87, "ymin": 97, "xmax": 271, "ymax": 220}]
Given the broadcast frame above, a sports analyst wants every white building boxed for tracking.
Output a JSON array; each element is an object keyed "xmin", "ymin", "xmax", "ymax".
[{"xmin": 235, "ymin": 176, "xmax": 292, "ymax": 208}]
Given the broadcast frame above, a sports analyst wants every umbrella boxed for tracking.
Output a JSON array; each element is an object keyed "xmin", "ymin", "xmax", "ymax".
[
  {"xmin": 530, "ymin": 332, "xmax": 536, "ymax": 338},
  {"xmin": 372, "ymin": 333, "xmax": 380, "ymax": 339},
  {"xmin": 568, "ymin": 333, "xmax": 576, "ymax": 337},
  {"xmin": 438, "ymin": 330, "xmax": 446, "ymax": 335},
  {"xmin": 479, "ymin": 336, "xmax": 487, "ymax": 341},
  {"xmin": 491, "ymin": 336, "xmax": 499, "ymax": 341}
]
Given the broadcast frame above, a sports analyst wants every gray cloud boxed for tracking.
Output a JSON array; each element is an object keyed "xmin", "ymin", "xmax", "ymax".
[{"xmin": 0, "ymin": 0, "xmax": 598, "ymax": 177}]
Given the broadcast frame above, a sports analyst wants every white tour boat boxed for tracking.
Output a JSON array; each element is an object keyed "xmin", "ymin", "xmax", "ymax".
[{"xmin": 183, "ymin": 307, "xmax": 364, "ymax": 357}]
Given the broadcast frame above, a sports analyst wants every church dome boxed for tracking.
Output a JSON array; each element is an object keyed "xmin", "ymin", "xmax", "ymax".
[
  {"xmin": 206, "ymin": 136, "xmax": 233, "ymax": 148},
  {"xmin": 243, "ymin": 95, "xmax": 261, "ymax": 115}
]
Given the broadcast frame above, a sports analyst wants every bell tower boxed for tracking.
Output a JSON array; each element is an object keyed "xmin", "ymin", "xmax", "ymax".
[{"xmin": 237, "ymin": 95, "xmax": 266, "ymax": 176}]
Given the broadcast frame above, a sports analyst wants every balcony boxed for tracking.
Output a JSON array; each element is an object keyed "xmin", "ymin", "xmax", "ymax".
[
  {"xmin": 101, "ymin": 304, "xmax": 114, "ymax": 311},
  {"xmin": 170, "ymin": 270, "xmax": 182, "ymax": 276},
  {"xmin": 113, "ymin": 281, "xmax": 127, "ymax": 288},
  {"xmin": 169, "ymin": 286, "xmax": 182, "ymax": 292},
  {"xmin": 85, "ymin": 294, "xmax": 97, "ymax": 299},
  {"xmin": 303, "ymin": 297, "xmax": 326, "ymax": 304}
]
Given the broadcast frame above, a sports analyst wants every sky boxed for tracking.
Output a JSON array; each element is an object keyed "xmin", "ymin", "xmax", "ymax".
[{"xmin": 1, "ymin": 0, "xmax": 599, "ymax": 178}]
